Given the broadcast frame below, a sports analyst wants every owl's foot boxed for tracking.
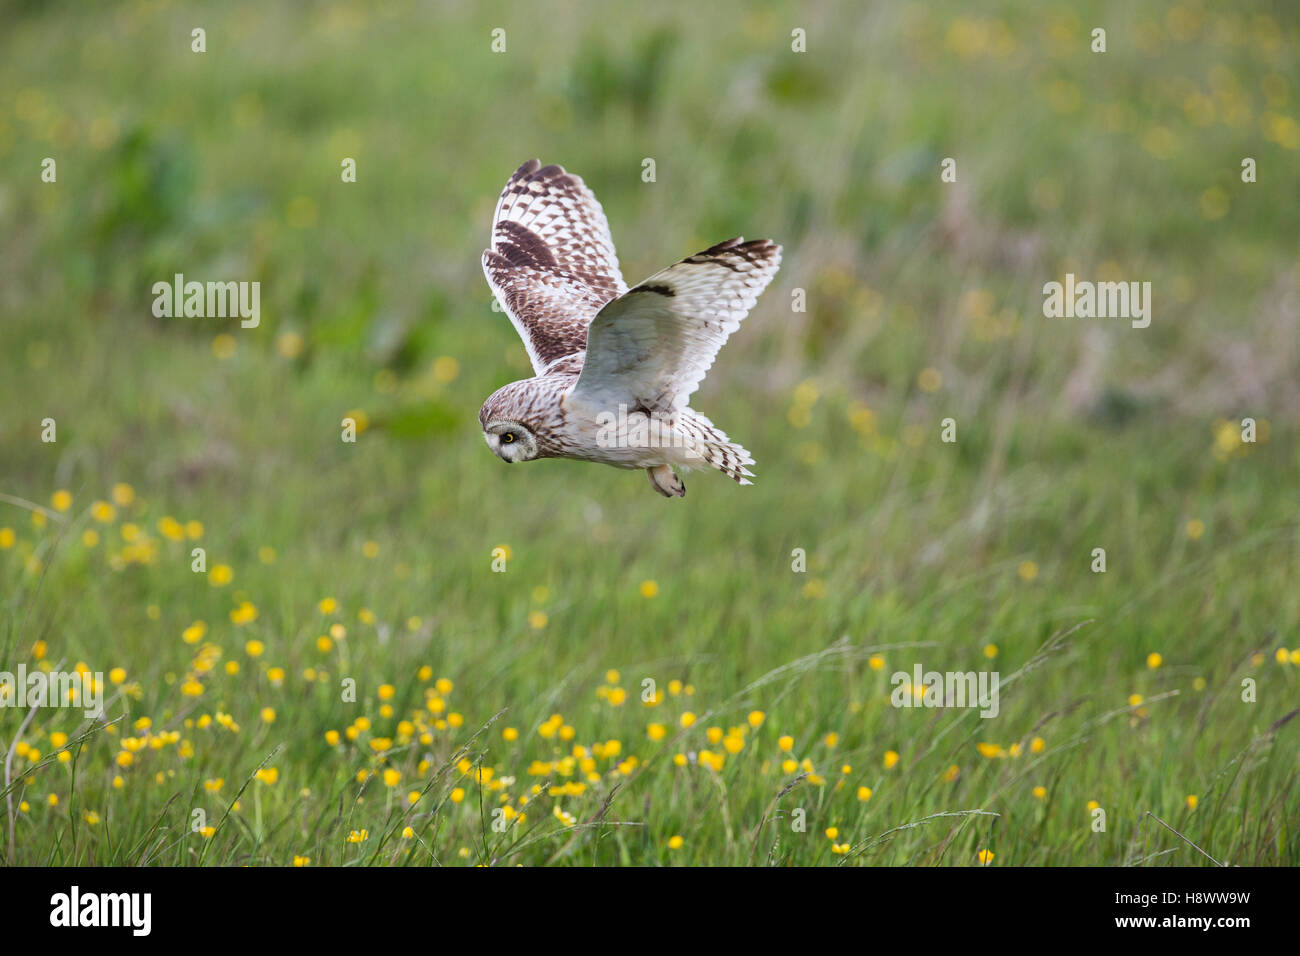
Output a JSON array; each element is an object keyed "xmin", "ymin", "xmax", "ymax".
[{"xmin": 646, "ymin": 465, "xmax": 685, "ymax": 498}]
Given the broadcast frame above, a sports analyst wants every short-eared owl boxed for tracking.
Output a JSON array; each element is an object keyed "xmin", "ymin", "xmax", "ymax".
[{"xmin": 478, "ymin": 160, "xmax": 781, "ymax": 498}]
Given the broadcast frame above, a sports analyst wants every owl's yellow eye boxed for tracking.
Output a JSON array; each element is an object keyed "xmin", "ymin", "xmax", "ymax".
[{"xmin": 502, "ymin": 432, "xmax": 515, "ymax": 444}]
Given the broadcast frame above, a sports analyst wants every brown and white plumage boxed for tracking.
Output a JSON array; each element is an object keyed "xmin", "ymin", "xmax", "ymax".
[{"xmin": 478, "ymin": 159, "xmax": 781, "ymax": 497}]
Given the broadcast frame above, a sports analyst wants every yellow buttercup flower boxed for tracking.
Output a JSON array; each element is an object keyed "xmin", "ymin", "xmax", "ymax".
[
  {"xmin": 230, "ymin": 601, "xmax": 258, "ymax": 625},
  {"xmin": 157, "ymin": 516, "xmax": 184, "ymax": 541}
]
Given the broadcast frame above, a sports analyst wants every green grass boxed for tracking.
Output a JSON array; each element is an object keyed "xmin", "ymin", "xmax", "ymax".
[{"xmin": 2, "ymin": 0, "xmax": 1298, "ymax": 866}]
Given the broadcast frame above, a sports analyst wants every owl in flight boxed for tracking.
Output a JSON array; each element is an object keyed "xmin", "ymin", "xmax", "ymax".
[{"xmin": 479, "ymin": 160, "xmax": 782, "ymax": 497}]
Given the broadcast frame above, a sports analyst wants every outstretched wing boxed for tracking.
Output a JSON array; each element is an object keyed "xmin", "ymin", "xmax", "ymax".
[
  {"xmin": 482, "ymin": 160, "xmax": 627, "ymax": 373},
  {"xmin": 571, "ymin": 237, "xmax": 781, "ymax": 413}
]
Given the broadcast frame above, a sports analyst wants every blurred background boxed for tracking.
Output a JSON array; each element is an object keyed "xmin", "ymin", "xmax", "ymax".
[{"xmin": 1, "ymin": 1, "xmax": 1298, "ymax": 865}]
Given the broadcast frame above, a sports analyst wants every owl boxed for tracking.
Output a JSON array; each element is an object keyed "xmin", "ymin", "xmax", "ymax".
[{"xmin": 479, "ymin": 159, "xmax": 781, "ymax": 497}]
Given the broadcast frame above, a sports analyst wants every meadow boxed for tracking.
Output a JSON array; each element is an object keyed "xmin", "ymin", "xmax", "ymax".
[{"xmin": 1, "ymin": 0, "xmax": 1298, "ymax": 866}]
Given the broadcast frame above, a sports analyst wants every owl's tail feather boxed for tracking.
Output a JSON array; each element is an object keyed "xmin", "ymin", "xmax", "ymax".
[
  {"xmin": 678, "ymin": 410, "xmax": 755, "ymax": 486},
  {"xmin": 699, "ymin": 439, "xmax": 755, "ymax": 486}
]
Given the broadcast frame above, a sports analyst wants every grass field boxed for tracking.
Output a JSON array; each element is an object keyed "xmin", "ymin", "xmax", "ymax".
[{"xmin": 2, "ymin": 1, "xmax": 1298, "ymax": 866}]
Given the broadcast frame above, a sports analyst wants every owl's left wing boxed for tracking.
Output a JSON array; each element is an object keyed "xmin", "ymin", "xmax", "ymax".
[
  {"xmin": 483, "ymin": 160, "xmax": 628, "ymax": 374},
  {"xmin": 571, "ymin": 237, "xmax": 781, "ymax": 413}
]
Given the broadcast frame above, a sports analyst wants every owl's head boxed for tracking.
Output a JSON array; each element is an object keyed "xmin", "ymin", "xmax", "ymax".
[{"xmin": 482, "ymin": 419, "xmax": 540, "ymax": 463}]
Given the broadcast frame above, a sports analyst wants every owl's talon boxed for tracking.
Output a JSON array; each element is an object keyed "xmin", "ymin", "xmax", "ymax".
[{"xmin": 647, "ymin": 465, "xmax": 685, "ymax": 498}]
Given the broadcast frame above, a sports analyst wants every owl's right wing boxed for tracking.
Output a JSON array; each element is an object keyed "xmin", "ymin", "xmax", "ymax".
[
  {"xmin": 571, "ymin": 237, "xmax": 782, "ymax": 414},
  {"xmin": 482, "ymin": 160, "xmax": 628, "ymax": 374}
]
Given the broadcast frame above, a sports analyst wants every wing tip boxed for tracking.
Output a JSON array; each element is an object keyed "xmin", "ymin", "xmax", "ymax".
[
  {"xmin": 513, "ymin": 159, "xmax": 578, "ymax": 188},
  {"xmin": 512, "ymin": 158, "xmax": 542, "ymax": 180},
  {"xmin": 692, "ymin": 237, "xmax": 782, "ymax": 268}
]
